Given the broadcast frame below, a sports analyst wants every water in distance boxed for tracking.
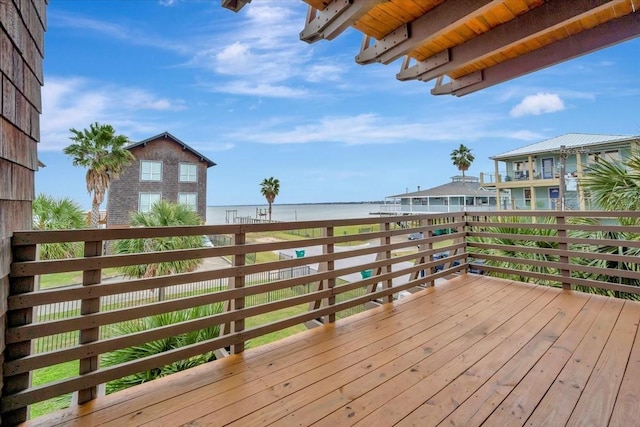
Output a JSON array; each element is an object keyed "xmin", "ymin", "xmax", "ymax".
[{"xmin": 206, "ymin": 203, "xmax": 383, "ymax": 225}]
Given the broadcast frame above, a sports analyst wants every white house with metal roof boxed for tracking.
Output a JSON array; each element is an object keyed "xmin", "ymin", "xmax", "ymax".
[
  {"xmin": 480, "ymin": 133, "xmax": 640, "ymax": 211},
  {"xmin": 383, "ymin": 176, "xmax": 497, "ymax": 214}
]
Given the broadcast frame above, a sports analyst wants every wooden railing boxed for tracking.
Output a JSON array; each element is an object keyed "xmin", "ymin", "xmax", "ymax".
[
  {"xmin": 3, "ymin": 211, "xmax": 640, "ymax": 423},
  {"xmin": 2, "ymin": 214, "xmax": 466, "ymax": 423}
]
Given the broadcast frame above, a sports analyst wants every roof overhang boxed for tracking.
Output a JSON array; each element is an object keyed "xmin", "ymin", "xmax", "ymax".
[{"xmin": 222, "ymin": 0, "xmax": 640, "ymax": 96}]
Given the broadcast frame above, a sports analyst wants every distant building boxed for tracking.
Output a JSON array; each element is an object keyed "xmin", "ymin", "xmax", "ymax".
[
  {"xmin": 384, "ymin": 176, "xmax": 497, "ymax": 214},
  {"xmin": 480, "ymin": 133, "xmax": 640, "ymax": 210},
  {"xmin": 107, "ymin": 132, "xmax": 216, "ymax": 226}
]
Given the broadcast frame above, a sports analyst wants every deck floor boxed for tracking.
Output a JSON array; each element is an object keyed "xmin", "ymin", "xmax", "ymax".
[{"xmin": 29, "ymin": 274, "xmax": 640, "ymax": 426}]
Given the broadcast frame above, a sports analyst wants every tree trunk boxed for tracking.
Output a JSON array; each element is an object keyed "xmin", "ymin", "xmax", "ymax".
[
  {"xmin": 268, "ymin": 202, "xmax": 272, "ymax": 222},
  {"xmin": 91, "ymin": 202, "xmax": 100, "ymax": 228}
]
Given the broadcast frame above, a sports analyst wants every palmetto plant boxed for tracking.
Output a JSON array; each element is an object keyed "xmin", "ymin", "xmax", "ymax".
[
  {"xmin": 469, "ymin": 215, "xmax": 640, "ymax": 299},
  {"xmin": 114, "ymin": 201, "xmax": 204, "ymax": 278},
  {"xmin": 32, "ymin": 194, "xmax": 86, "ymax": 260},
  {"xmin": 467, "ymin": 216, "xmax": 560, "ymax": 285},
  {"xmin": 569, "ymin": 216, "xmax": 640, "ymax": 300},
  {"xmin": 101, "ymin": 303, "xmax": 223, "ymax": 393},
  {"xmin": 64, "ymin": 122, "xmax": 134, "ymax": 228},
  {"xmin": 580, "ymin": 153, "xmax": 640, "ymax": 211}
]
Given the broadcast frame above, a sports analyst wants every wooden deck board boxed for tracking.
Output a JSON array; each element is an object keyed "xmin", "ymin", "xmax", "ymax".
[{"xmin": 25, "ymin": 275, "xmax": 640, "ymax": 427}]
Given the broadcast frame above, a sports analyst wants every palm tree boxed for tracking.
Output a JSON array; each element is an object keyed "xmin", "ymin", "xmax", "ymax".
[
  {"xmin": 113, "ymin": 200, "xmax": 205, "ymax": 279},
  {"xmin": 32, "ymin": 194, "xmax": 86, "ymax": 260},
  {"xmin": 580, "ymin": 153, "xmax": 640, "ymax": 210},
  {"xmin": 260, "ymin": 177, "xmax": 280, "ymax": 221},
  {"xmin": 63, "ymin": 122, "xmax": 134, "ymax": 228},
  {"xmin": 450, "ymin": 144, "xmax": 475, "ymax": 182}
]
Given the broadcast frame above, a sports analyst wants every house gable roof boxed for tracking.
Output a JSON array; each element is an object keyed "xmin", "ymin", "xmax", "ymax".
[
  {"xmin": 388, "ymin": 177, "xmax": 493, "ymax": 199},
  {"xmin": 491, "ymin": 133, "xmax": 640, "ymax": 160},
  {"xmin": 127, "ymin": 132, "xmax": 217, "ymax": 168}
]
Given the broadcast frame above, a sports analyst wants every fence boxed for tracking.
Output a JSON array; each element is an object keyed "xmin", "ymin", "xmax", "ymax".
[{"xmin": 34, "ymin": 266, "xmax": 314, "ymax": 354}]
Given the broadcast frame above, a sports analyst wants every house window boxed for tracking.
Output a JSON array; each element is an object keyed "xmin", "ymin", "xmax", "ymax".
[
  {"xmin": 178, "ymin": 193, "xmax": 197, "ymax": 211},
  {"xmin": 588, "ymin": 150, "xmax": 620, "ymax": 164},
  {"xmin": 139, "ymin": 192, "xmax": 161, "ymax": 212},
  {"xmin": 179, "ymin": 163, "xmax": 197, "ymax": 182},
  {"xmin": 140, "ymin": 161, "xmax": 162, "ymax": 181}
]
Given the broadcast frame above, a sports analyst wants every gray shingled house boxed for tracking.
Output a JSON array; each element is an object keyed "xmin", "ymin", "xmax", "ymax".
[{"xmin": 106, "ymin": 132, "xmax": 216, "ymax": 227}]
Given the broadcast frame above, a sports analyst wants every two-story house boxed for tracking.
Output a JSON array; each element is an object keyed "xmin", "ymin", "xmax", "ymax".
[
  {"xmin": 480, "ymin": 133, "xmax": 640, "ymax": 211},
  {"xmin": 106, "ymin": 132, "xmax": 216, "ymax": 226}
]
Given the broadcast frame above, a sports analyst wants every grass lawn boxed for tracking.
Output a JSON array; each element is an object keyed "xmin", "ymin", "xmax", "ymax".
[
  {"xmin": 39, "ymin": 267, "xmax": 122, "ymax": 289},
  {"xmin": 30, "ymin": 360, "xmax": 78, "ymax": 419}
]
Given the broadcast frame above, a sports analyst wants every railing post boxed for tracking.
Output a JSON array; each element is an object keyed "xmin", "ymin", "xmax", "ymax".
[
  {"xmin": 381, "ymin": 221, "xmax": 393, "ymax": 303},
  {"xmin": 324, "ymin": 226, "xmax": 335, "ymax": 324},
  {"xmin": 557, "ymin": 214, "xmax": 571, "ymax": 290},
  {"xmin": 3, "ymin": 242, "xmax": 37, "ymax": 424},
  {"xmin": 77, "ymin": 239, "xmax": 103, "ymax": 404},
  {"xmin": 461, "ymin": 212, "xmax": 469, "ymax": 273},
  {"xmin": 426, "ymin": 218, "xmax": 435, "ymax": 286},
  {"xmin": 231, "ymin": 230, "xmax": 246, "ymax": 354}
]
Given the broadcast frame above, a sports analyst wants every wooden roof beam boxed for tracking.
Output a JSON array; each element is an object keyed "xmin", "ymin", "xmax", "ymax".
[
  {"xmin": 432, "ymin": 12, "xmax": 640, "ymax": 96},
  {"xmin": 300, "ymin": 0, "xmax": 386, "ymax": 44},
  {"xmin": 356, "ymin": 0, "xmax": 502, "ymax": 65},
  {"xmin": 221, "ymin": 0, "xmax": 251, "ymax": 13},
  {"xmin": 399, "ymin": 0, "xmax": 623, "ymax": 83}
]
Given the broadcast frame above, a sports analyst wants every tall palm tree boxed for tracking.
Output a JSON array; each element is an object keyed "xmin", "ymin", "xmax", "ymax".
[
  {"xmin": 114, "ymin": 201, "xmax": 204, "ymax": 279},
  {"xmin": 260, "ymin": 177, "xmax": 280, "ymax": 221},
  {"xmin": 32, "ymin": 194, "xmax": 86, "ymax": 260},
  {"xmin": 580, "ymin": 153, "xmax": 640, "ymax": 211},
  {"xmin": 63, "ymin": 122, "xmax": 134, "ymax": 228},
  {"xmin": 450, "ymin": 144, "xmax": 475, "ymax": 182}
]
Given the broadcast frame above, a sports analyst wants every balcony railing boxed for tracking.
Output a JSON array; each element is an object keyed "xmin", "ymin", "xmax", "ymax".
[{"xmin": 3, "ymin": 211, "xmax": 640, "ymax": 424}]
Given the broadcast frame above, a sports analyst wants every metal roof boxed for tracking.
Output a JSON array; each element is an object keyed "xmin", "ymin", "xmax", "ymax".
[
  {"xmin": 388, "ymin": 177, "xmax": 494, "ymax": 199},
  {"xmin": 223, "ymin": 1, "xmax": 640, "ymax": 97},
  {"xmin": 490, "ymin": 133, "xmax": 640, "ymax": 160},
  {"xmin": 127, "ymin": 132, "xmax": 217, "ymax": 168}
]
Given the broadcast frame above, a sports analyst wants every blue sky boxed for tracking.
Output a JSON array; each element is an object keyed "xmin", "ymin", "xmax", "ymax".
[{"xmin": 36, "ymin": 0, "xmax": 640, "ymax": 209}]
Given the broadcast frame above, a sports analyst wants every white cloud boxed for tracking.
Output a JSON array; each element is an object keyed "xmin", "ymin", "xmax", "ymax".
[
  {"xmin": 211, "ymin": 81, "xmax": 308, "ymax": 98},
  {"xmin": 40, "ymin": 77, "xmax": 187, "ymax": 151},
  {"xmin": 225, "ymin": 113, "xmax": 545, "ymax": 146},
  {"xmin": 510, "ymin": 93, "xmax": 565, "ymax": 117}
]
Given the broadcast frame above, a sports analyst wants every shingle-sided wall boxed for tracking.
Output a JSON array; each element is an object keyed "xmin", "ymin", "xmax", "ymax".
[
  {"xmin": 107, "ymin": 136, "xmax": 208, "ymax": 226},
  {"xmin": 0, "ymin": 0, "xmax": 46, "ymax": 423}
]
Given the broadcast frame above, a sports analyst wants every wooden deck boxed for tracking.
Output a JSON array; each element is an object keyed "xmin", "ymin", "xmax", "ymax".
[{"xmin": 27, "ymin": 274, "xmax": 640, "ymax": 427}]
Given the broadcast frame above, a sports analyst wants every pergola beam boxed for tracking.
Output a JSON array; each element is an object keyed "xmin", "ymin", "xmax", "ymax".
[
  {"xmin": 300, "ymin": 0, "xmax": 386, "ymax": 44},
  {"xmin": 434, "ymin": 12, "xmax": 640, "ymax": 96},
  {"xmin": 221, "ymin": 0, "xmax": 251, "ymax": 13},
  {"xmin": 357, "ymin": 0, "xmax": 501, "ymax": 65},
  {"xmin": 399, "ymin": 0, "xmax": 622, "ymax": 83}
]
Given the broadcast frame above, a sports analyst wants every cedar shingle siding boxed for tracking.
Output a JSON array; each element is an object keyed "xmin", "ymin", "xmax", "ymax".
[
  {"xmin": 107, "ymin": 133, "xmax": 214, "ymax": 226},
  {"xmin": 1, "ymin": 0, "xmax": 46, "ymax": 423}
]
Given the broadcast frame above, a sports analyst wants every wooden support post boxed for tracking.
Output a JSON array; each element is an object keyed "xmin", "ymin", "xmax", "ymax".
[
  {"xmin": 381, "ymin": 221, "xmax": 393, "ymax": 303},
  {"xmin": 4, "ymin": 243, "xmax": 37, "ymax": 424},
  {"xmin": 231, "ymin": 230, "xmax": 246, "ymax": 354},
  {"xmin": 557, "ymin": 214, "xmax": 571, "ymax": 290},
  {"xmin": 325, "ymin": 227, "xmax": 335, "ymax": 324},
  {"xmin": 77, "ymin": 239, "xmax": 103, "ymax": 404},
  {"xmin": 426, "ymin": 218, "xmax": 435, "ymax": 286}
]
